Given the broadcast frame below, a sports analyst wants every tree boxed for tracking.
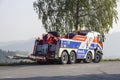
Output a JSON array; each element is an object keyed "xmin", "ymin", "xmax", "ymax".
[{"xmin": 33, "ymin": 0, "xmax": 118, "ymax": 34}]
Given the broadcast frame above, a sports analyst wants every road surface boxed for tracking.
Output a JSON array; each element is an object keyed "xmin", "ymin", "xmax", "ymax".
[{"xmin": 0, "ymin": 61, "xmax": 120, "ymax": 80}]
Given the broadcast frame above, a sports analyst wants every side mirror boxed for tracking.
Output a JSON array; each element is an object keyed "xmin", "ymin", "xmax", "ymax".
[{"xmin": 101, "ymin": 35, "xmax": 105, "ymax": 42}]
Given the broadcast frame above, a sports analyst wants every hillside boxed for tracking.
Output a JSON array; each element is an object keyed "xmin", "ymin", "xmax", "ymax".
[
  {"xmin": 0, "ymin": 39, "xmax": 34, "ymax": 53},
  {"xmin": 0, "ymin": 49, "xmax": 29, "ymax": 63}
]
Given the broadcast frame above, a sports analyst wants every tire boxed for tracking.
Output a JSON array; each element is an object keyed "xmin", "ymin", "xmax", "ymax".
[
  {"xmin": 84, "ymin": 52, "xmax": 92, "ymax": 63},
  {"xmin": 60, "ymin": 51, "xmax": 68, "ymax": 64},
  {"xmin": 93, "ymin": 53, "xmax": 102, "ymax": 63},
  {"xmin": 69, "ymin": 51, "xmax": 76, "ymax": 64}
]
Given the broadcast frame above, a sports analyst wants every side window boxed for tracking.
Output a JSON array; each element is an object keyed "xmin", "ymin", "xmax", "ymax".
[
  {"xmin": 98, "ymin": 35, "xmax": 101, "ymax": 42},
  {"xmin": 98, "ymin": 35, "xmax": 104, "ymax": 42}
]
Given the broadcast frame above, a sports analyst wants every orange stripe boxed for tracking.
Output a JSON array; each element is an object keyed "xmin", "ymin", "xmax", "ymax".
[
  {"xmin": 72, "ymin": 35, "xmax": 87, "ymax": 41},
  {"xmin": 93, "ymin": 36, "xmax": 98, "ymax": 43}
]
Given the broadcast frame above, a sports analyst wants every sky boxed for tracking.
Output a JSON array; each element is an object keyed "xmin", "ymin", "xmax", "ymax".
[
  {"xmin": 110, "ymin": 0, "xmax": 120, "ymax": 33},
  {"xmin": 0, "ymin": 0, "xmax": 45, "ymax": 42},
  {"xmin": 0, "ymin": 0, "xmax": 120, "ymax": 42}
]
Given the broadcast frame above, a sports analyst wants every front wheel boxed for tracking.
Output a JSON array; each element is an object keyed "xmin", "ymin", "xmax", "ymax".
[
  {"xmin": 93, "ymin": 53, "xmax": 102, "ymax": 63},
  {"xmin": 84, "ymin": 52, "xmax": 92, "ymax": 63},
  {"xmin": 60, "ymin": 51, "xmax": 68, "ymax": 64}
]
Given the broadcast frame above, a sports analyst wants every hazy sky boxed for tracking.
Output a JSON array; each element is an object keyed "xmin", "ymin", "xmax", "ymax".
[
  {"xmin": 0, "ymin": 0, "xmax": 45, "ymax": 42},
  {"xmin": 0, "ymin": 0, "xmax": 120, "ymax": 42}
]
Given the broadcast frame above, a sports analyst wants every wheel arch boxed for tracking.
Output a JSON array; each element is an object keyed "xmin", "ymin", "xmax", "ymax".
[
  {"xmin": 61, "ymin": 50, "xmax": 69, "ymax": 56},
  {"xmin": 97, "ymin": 50, "xmax": 103, "ymax": 55},
  {"xmin": 94, "ymin": 49, "xmax": 103, "ymax": 60},
  {"xmin": 94, "ymin": 47, "xmax": 103, "ymax": 55},
  {"xmin": 84, "ymin": 50, "xmax": 94, "ymax": 59},
  {"xmin": 87, "ymin": 50, "xmax": 92, "ymax": 56}
]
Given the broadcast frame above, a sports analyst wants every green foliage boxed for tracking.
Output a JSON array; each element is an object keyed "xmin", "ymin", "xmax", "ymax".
[
  {"xmin": 0, "ymin": 61, "xmax": 36, "ymax": 66},
  {"xmin": 102, "ymin": 59, "xmax": 120, "ymax": 62},
  {"xmin": 33, "ymin": 0, "xmax": 118, "ymax": 34}
]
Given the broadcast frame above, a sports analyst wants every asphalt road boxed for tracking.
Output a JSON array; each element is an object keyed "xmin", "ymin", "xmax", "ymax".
[{"xmin": 0, "ymin": 61, "xmax": 120, "ymax": 80}]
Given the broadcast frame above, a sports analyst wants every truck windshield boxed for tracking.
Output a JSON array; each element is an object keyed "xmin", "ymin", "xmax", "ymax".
[
  {"xmin": 66, "ymin": 32, "xmax": 77, "ymax": 39},
  {"xmin": 48, "ymin": 31, "xmax": 59, "ymax": 37},
  {"xmin": 65, "ymin": 31, "xmax": 88, "ymax": 39},
  {"xmin": 78, "ymin": 32, "xmax": 88, "ymax": 36}
]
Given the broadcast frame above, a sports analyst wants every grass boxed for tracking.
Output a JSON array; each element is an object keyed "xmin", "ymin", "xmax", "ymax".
[
  {"xmin": 103, "ymin": 58, "xmax": 120, "ymax": 61},
  {"xmin": 0, "ymin": 60, "xmax": 37, "ymax": 66},
  {"xmin": 0, "ymin": 59, "xmax": 120, "ymax": 66}
]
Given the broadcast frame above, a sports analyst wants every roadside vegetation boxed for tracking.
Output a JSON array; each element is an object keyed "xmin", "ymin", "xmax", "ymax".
[
  {"xmin": 102, "ymin": 59, "xmax": 120, "ymax": 62},
  {"xmin": 0, "ymin": 49, "xmax": 31, "ymax": 66},
  {"xmin": 0, "ymin": 60, "xmax": 36, "ymax": 66},
  {"xmin": 0, "ymin": 59, "xmax": 120, "ymax": 66}
]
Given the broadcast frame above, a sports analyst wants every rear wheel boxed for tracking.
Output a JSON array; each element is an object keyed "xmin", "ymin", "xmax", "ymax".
[
  {"xmin": 69, "ymin": 51, "xmax": 76, "ymax": 64},
  {"xmin": 61, "ymin": 51, "xmax": 68, "ymax": 64},
  {"xmin": 93, "ymin": 53, "xmax": 102, "ymax": 63},
  {"xmin": 84, "ymin": 52, "xmax": 92, "ymax": 63}
]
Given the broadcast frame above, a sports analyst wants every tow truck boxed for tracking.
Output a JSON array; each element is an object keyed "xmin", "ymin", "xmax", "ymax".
[{"xmin": 28, "ymin": 30, "xmax": 105, "ymax": 64}]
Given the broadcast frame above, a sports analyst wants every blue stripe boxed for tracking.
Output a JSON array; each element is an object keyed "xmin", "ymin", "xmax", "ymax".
[
  {"xmin": 60, "ymin": 40, "xmax": 81, "ymax": 49},
  {"xmin": 89, "ymin": 43, "xmax": 95, "ymax": 50},
  {"xmin": 76, "ymin": 49, "xmax": 88, "ymax": 58},
  {"xmin": 89, "ymin": 43, "xmax": 103, "ymax": 50}
]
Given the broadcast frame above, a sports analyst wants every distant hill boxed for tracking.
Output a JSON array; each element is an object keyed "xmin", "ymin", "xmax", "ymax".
[
  {"xmin": 0, "ymin": 38, "xmax": 34, "ymax": 63},
  {"xmin": 0, "ymin": 38, "xmax": 35, "ymax": 53},
  {"xmin": 0, "ymin": 32, "xmax": 120, "ymax": 59},
  {"xmin": 0, "ymin": 49, "xmax": 29, "ymax": 63}
]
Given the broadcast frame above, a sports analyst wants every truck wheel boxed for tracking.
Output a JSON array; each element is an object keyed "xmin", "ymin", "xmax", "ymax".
[
  {"xmin": 61, "ymin": 51, "xmax": 68, "ymax": 64},
  {"xmin": 93, "ymin": 53, "xmax": 102, "ymax": 63},
  {"xmin": 84, "ymin": 52, "xmax": 92, "ymax": 63},
  {"xmin": 69, "ymin": 51, "xmax": 76, "ymax": 64}
]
